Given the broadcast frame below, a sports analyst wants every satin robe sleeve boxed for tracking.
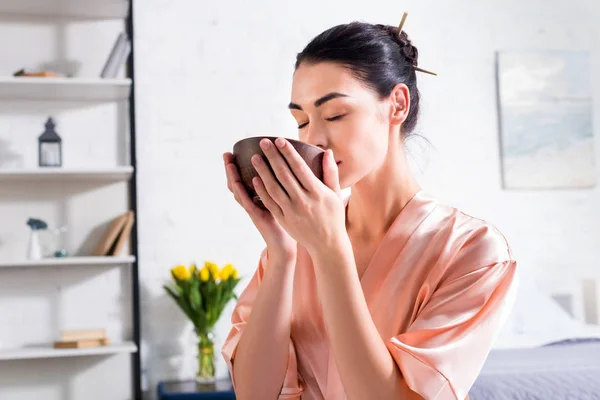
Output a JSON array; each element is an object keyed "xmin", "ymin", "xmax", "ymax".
[
  {"xmin": 386, "ymin": 226, "xmax": 518, "ymax": 400},
  {"xmin": 221, "ymin": 248, "xmax": 305, "ymax": 399}
]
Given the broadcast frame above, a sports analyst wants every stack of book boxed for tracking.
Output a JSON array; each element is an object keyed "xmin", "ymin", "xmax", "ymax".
[
  {"xmin": 100, "ymin": 32, "xmax": 131, "ymax": 78},
  {"xmin": 54, "ymin": 329, "xmax": 110, "ymax": 349},
  {"xmin": 92, "ymin": 210, "xmax": 135, "ymax": 256}
]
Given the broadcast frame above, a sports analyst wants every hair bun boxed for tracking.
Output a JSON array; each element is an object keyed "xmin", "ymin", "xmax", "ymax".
[
  {"xmin": 380, "ymin": 25, "xmax": 419, "ymax": 66},
  {"xmin": 397, "ymin": 30, "xmax": 419, "ymax": 66}
]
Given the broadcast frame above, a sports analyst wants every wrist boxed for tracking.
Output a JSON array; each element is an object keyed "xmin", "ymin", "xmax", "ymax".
[
  {"xmin": 267, "ymin": 247, "xmax": 297, "ymax": 266},
  {"xmin": 309, "ymin": 234, "xmax": 352, "ymax": 267}
]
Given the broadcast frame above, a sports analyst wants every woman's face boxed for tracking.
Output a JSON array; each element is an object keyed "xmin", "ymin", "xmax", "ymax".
[{"xmin": 289, "ymin": 62, "xmax": 403, "ymax": 189}]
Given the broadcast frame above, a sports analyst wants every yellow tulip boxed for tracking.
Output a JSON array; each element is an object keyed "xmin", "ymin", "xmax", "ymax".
[
  {"xmin": 232, "ymin": 269, "xmax": 239, "ymax": 279},
  {"xmin": 172, "ymin": 264, "xmax": 191, "ymax": 281},
  {"xmin": 199, "ymin": 267, "xmax": 210, "ymax": 282},
  {"xmin": 205, "ymin": 261, "xmax": 219, "ymax": 280},
  {"xmin": 220, "ymin": 269, "xmax": 231, "ymax": 280},
  {"xmin": 220, "ymin": 264, "xmax": 233, "ymax": 280}
]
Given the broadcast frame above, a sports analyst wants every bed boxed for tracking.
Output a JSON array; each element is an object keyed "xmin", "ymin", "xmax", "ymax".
[
  {"xmin": 469, "ymin": 338, "xmax": 600, "ymax": 399},
  {"xmin": 468, "ymin": 269, "xmax": 600, "ymax": 400}
]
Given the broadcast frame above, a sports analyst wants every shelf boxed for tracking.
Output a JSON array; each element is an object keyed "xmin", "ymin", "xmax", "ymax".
[
  {"xmin": 0, "ymin": 341, "xmax": 137, "ymax": 361},
  {"xmin": 0, "ymin": 167, "xmax": 133, "ymax": 182},
  {"xmin": 0, "ymin": 77, "xmax": 132, "ymax": 101},
  {"xmin": 0, "ymin": 0, "xmax": 129, "ymax": 20},
  {"xmin": 0, "ymin": 256, "xmax": 135, "ymax": 269}
]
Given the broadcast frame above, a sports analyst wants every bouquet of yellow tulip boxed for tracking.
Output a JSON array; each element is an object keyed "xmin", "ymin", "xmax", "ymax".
[{"xmin": 164, "ymin": 261, "xmax": 241, "ymax": 382}]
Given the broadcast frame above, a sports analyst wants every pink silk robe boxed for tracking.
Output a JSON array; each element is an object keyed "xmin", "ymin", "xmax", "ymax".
[{"xmin": 222, "ymin": 190, "xmax": 518, "ymax": 400}]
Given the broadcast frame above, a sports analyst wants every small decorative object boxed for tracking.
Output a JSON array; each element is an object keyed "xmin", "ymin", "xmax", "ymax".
[
  {"xmin": 497, "ymin": 50, "xmax": 596, "ymax": 189},
  {"xmin": 51, "ymin": 225, "xmax": 69, "ymax": 258},
  {"xmin": 13, "ymin": 68, "xmax": 61, "ymax": 78},
  {"xmin": 26, "ymin": 218, "xmax": 48, "ymax": 260},
  {"xmin": 38, "ymin": 117, "xmax": 62, "ymax": 167},
  {"xmin": 232, "ymin": 136, "xmax": 325, "ymax": 210},
  {"xmin": 164, "ymin": 262, "xmax": 242, "ymax": 383}
]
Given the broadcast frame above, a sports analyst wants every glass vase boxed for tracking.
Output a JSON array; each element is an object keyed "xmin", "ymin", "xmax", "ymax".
[{"xmin": 195, "ymin": 330, "xmax": 216, "ymax": 383}]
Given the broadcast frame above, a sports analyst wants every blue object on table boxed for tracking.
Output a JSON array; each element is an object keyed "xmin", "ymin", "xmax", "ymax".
[{"xmin": 157, "ymin": 378, "xmax": 236, "ymax": 400}]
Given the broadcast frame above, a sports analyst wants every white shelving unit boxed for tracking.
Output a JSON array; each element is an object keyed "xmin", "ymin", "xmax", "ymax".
[
  {"xmin": 0, "ymin": 77, "xmax": 132, "ymax": 101},
  {"xmin": 0, "ymin": 167, "xmax": 134, "ymax": 182},
  {"xmin": 0, "ymin": 0, "xmax": 129, "ymax": 19},
  {"xmin": 0, "ymin": 256, "xmax": 135, "ymax": 268},
  {"xmin": 0, "ymin": 341, "xmax": 137, "ymax": 361},
  {"xmin": 0, "ymin": 0, "xmax": 141, "ymax": 398}
]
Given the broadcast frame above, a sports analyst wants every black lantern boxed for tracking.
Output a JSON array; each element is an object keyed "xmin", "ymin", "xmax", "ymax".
[{"xmin": 38, "ymin": 117, "xmax": 62, "ymax": 167}]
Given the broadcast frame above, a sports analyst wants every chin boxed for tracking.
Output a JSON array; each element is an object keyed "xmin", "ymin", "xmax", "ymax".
[
  {"xmin": 338, "ymin": 166, "xmax": 370, "ymax": 190},
  {"xmin": 337, "ymin": 172, "xmax": 356, "ymax": 191}
]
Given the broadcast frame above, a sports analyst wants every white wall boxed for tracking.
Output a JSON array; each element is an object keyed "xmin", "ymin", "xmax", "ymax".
[
  {"xmin": 134, "ymin": 0, "xmax": 600, "ymax": 396},
  {"xmin": 0, "ymin": 10, "xmax": 134, "ymax": 400}
]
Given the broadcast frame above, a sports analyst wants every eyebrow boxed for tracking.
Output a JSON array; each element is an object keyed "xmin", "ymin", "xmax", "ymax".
[{"xmin": 288, "ymin": 92, "xmax": 349, "ymax": 111}]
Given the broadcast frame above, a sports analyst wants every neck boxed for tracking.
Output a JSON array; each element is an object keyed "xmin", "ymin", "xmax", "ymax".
[{"xmin": 345, "ymin": 141, "xmax": 420, "ymax": 241}]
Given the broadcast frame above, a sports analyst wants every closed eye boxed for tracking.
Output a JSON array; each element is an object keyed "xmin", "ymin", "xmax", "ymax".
[
  {"xmin": 326, "ymin": 114, "xmax": 346, "ymax": 122},
  {"xmin": 298, "ymin": 114, "xmax": 347, "ymax": 129}
]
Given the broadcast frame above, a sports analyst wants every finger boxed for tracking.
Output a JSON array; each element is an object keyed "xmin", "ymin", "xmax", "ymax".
[
  {"xmin": 259, "ymin": 139, "xmax": 304, "ymax": 198},
  {"xmin": 252, "ymin": 176, "xmax": 284, "ymax": 218},
  {"xmin": 224, "ymin": 163, "xmax": 232, "ymax": 192},
  {"xmin": 223, "ymin": 153, "xmax": 237, "ymax": 191},
  {"xmin": 273, "ymin": 138, "xmax": 321, "ymax": 192},
  {"xmin": 232, "ymin": 180, "xmax": 255, "ymax": 211},
  {"xmin": 232, "ymin": 185, "xmax": 241, "ymax": 203},
  {"xmin": 323, "ymin": 149, "xmax": 341, "ymax": 194},
  {"xmin": 225, "ymin": 163, "xmax": 241, "ymax": 193},
  {"xmin": 252, "ymin": 150, "xmax": 291, "ymax": 208}
]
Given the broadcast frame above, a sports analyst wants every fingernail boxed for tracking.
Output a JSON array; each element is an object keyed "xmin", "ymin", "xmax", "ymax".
[
  {"xmin": 275, "ymin": 138, "xmax": 285, "ymax": 148},
  {"xmin": 260, "ymin": 139, "xmax": 271, "ymax": 150},
  {"xmin": 252, "ymin": 154, "xmax": 262, "ymax": 164}
]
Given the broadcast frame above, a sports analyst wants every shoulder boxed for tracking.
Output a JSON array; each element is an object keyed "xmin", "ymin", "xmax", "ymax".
[{"xmin": 430, "ymin": 199, "xmax": 516, "ymax": 282}]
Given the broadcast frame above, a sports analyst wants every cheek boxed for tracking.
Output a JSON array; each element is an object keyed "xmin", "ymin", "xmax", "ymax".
[
  {"xmin": 335, "ymin": 116, "xmax": 388, "ymax": 174},
  {"xmin": 351, "ymin": 114, "xmax": 388, "ymax": 154}
]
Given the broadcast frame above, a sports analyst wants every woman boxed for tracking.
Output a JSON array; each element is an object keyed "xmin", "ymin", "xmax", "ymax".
[{"xmin": 221, "ymin": 18, "xmax": 517, "ymax": 400}]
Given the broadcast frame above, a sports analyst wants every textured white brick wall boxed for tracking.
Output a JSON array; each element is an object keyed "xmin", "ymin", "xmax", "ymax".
[{"xmin": 134, "ymin": 0, "xmax": 600, "ymax": 396}]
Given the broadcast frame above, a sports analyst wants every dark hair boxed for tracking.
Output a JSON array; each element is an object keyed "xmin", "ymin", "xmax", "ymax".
[{"xmin": 295, "ymin": 22, "xmax": 421, "ymax": 136}]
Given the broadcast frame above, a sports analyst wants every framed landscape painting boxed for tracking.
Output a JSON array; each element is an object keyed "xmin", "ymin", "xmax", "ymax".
[{"xmin": 496, "ymin": 50, "xmax": 596, "ymax": 189}]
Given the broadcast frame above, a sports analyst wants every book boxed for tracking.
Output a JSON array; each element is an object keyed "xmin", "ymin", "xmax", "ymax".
[
  {"xmin": 110, "ymin": 211, "xmax": 134, "ymax": 256},
  {"xmin": 60, "ymin": 328, "xmax": 106, "ymax": 341},
  {"xmin": 100, "ymin": 32, "xmax": 129, "ymax": 78},
  {"xmin": 91, "ymin": 211, "xmax": 131, "ymax": 256},
  {"xmin": 54, "ymin": 338, "xmax": 111, "ymax": 349}
]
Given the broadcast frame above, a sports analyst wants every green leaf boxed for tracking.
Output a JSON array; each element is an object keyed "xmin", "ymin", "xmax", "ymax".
[
  {"xmin": 215, "ymin": 284, "xmax": 223, "ymax": 314},
  {"xmin": 164, "ymin": 285, "xmax": 193, "ymax": 320},
  {"xmin": 163, "ymin": 285, "xmax": 180, "ymax": 301},
  {"xmin": 170, "ymin": 270, "xmax": 179, "ymax": 283},
  {"xmin": 190, "ymin": 285, "xmax": 201, "ymax": 311}
]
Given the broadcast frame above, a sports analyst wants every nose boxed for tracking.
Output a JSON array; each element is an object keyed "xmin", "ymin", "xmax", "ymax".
[{"xmin": 303, "ymin": 123, "xmax": 328, "ymax": 149}]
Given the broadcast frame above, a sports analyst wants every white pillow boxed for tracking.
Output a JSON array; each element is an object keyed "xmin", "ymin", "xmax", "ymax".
[{"xmin": 492, "ymin": 263, "xmax": 585, "ymax": 348}]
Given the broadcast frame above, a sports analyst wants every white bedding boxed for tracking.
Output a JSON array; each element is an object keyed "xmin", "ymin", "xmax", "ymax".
[{"xmin": 491, "ymin": 264, "xmax": 600, "ymax": 349}]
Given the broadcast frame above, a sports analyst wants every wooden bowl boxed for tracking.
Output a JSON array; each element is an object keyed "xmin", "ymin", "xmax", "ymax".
[{"xmin": 232, "ymin": 136, "xmax": 325, "ymax": 210}]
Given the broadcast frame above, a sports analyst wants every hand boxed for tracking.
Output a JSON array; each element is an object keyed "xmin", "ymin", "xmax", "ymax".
[
  {"xmin": 250, "ymin": 137, "xmax": 347, "ymax": 256},
  {"xmin": 223, "ymin": 152, "xmax": 297, "ymax": 261}
]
